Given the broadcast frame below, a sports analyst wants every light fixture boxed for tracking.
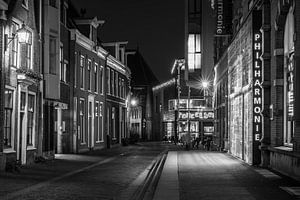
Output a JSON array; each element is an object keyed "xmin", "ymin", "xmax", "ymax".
[
  {"xmin": 201, "ymin": 80, "xmax": 210, "ymax": 89},
  {"xmin": 131, "ymin": 98, "xmax": 138, "ymax": 107},
  {"xmin": 4, "ymin": 22, "xmax": 30, "ymax": 51}
]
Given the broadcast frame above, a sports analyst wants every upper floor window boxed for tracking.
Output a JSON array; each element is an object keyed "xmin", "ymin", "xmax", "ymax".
[
  {"xmin": 80, "ymin": 55, "xmax": 85, "ymax": 89},
  {"xmin": 59, "ymin": 45, "xmax": 66, "ymax": 82},
  {"xmin": 87, "ymin": 59, "xmax": 92, "ymax": 91},
  {"xmin": 49, "ymin": 0, "xmax": 57, "ymax": 8},
  {"xmin": 115, "ymin": 72, "xmax": 119, "ymax": 97},
  {"xmin": 188, "ymin": 34, "xmax": 201, "ymax": 71},
  {"xmin": 9, "ymin": 22, "xmax": 19, "ymax": 68},
  {"xmin": 20, "ymin": 31, "xmax": 32, "ymax": 69},
  {"xmin": 107, "ymin": 68, "xmax": 110, "ymax": 94},
  {"xmin": 49, "ymin": 36, "xmax": 57, "ymax": 74},
  {"xmin": 94, "ymin": 63, "xmax": 98, "ymax": 93},
  {"xmin": 111, "ymin": 69, "xmax": 115, "ymax": 96},
  {"xmin": 99, "ymin": 66, "xmax": 104, "ymax": 94},
  {"xmin": 60, "ymin": 0, "xmax": 68, "ymax": 26}
]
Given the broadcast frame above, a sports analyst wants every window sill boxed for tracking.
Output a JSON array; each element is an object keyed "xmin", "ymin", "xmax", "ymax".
[
  {"xmin": 3, "ymin": 149, "xmax": 16, "ymax": 154},
  {"xmin": 27, "ymin": 146, "xmax": 36, "ymax": 151}
]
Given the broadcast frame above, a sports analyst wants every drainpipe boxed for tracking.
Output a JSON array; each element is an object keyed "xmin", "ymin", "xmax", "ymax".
[
  {"xmin": 37, "ymin": 0, "xmax": 44, "ymax": 157},
  {"xmin": 0, "ymin": 2, "xmax": 7, "ymax": 170},
  {"xmin": 104, "ymin": 52, "xmax": 109, "ymax": 148}
]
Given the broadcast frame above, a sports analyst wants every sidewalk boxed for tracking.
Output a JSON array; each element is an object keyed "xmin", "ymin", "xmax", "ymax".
[
  {"xmin": 0, "ymin": 144, "xmax": 139, "ymax": 199},
  {"xmin": 153, "ymin": 150, "xmax": 300, "ymax": 200}
]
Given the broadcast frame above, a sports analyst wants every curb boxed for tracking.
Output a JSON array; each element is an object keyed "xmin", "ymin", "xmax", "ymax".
[{"xmin": 128, "ymin": 150, "xmax": 168, "ymax": 200}]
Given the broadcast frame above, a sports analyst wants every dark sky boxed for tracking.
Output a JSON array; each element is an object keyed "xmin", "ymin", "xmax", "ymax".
[{"xmin": 72, "ymin": 0, "xmax": 185, "ymax": 82}]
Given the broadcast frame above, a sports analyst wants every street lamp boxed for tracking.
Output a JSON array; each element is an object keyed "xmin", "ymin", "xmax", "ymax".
[
  {"xmin": 130, "ymin": 98, "xmax": 138, "ymax": 107},
  {"xmin": 4, "ymin": 22, "xmax": 30, "ymax": 51}
]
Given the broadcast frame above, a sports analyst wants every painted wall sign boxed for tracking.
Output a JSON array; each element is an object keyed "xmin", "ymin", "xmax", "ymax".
[
  {"xmin": 215, "ymin": 0, "xmax": 232, "ymax": 36},
  {"xmin": 178, "ymin": 111, "xmax": 214, "ymax": 120}
]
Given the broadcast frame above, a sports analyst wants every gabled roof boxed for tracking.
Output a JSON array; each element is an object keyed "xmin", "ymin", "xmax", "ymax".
[{"xmin": 126, "ymin": 50, "xmax": 159, "ymax": 87}]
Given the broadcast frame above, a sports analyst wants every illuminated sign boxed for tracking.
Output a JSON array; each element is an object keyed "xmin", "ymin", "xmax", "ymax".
[
  {"xmin": 287, "ymin": 53, "xmax": 294, "ymax": 117},
  {"xmin": 253, "ymin": 29, "xmax": 263, "ymax": 142},
  {"xmin": 178, "ymin": 111, "xmax": 214, "ymax": 120}
]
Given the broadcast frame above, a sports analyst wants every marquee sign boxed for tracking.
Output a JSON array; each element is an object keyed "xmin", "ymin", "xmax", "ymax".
[{"xmin": 178, "ymin": 111, "xmax": 214, "ymax": 120}]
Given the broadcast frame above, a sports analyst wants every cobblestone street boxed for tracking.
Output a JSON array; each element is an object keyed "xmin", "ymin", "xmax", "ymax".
[{"xmin": 0, "ymin": 142, "xmax": 176, "ymax": 200}]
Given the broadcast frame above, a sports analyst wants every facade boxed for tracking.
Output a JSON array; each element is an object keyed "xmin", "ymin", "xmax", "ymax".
[
  {"xmin": 0, "ymin": 0, "xmax": 132, "ymax": 170},
  {"xmin": 213, "ymin": 0, "xmax": 300, "ymax": 178},
  {"xmin": 42, "ymin": 0, "xmax": 61, "ymax": 158},
  {"xmin": 103, "ymin": 42, "xmax": 131, "ymax": 147},
  {"xmin": 3, "ymin": 0, "xmax": 42, "ymax": 165},
  {"xmin": 152, "ymin": 79, "xmax": 176, "ymax": 141},
  {"xmin": 126, "ymin": 50, "xmax": 158, "ymax": 140},
  {"xmin": 70, "ymin": 18, "xmax": 107, "ymax": 152}
]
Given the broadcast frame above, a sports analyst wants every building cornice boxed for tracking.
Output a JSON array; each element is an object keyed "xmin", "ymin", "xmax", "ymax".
[
  {"xmin": 107, "ymin": 55, "xmax": 132, "ymax": 79},
  {"xmin": 70, "ymin": 29, "xmax": 95, "ymax": 52},
  {"xmin": 75, "ymin": 17, "xmax": 105, "ymax": 28}
]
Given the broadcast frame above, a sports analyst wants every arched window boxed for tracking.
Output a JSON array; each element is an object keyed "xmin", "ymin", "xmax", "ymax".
[{"xmin": 283, "ymin": 4, "xmax": 295, "ymax": 146}]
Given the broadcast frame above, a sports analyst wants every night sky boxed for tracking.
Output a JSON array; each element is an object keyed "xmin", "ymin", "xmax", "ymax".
[{"xmin": 72, "ymin": 0, "xmax": 185, "ymax": 82}]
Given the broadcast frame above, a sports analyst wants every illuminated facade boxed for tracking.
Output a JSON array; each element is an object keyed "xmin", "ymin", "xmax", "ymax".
[
  {"xmin": 2, "ymin": 0, "xmax": 42, "ymax": 166},
  {"xmin": 213, "ymin": 0, "xmax": 300, "ymax": 178}
]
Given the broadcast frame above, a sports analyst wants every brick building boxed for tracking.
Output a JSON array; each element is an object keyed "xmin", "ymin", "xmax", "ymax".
[
  {"xmin": 213, "ymin": 0, "xmax": 300, "ymax": 179},
  {"xmin": 2, "ymin": 0, "xmax": 42, "ymax": 166}
]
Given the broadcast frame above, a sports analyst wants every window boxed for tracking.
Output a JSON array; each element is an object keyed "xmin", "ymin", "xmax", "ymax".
[
  {"xmin": 49, "ymin": 0, "xmax": 57, "ymax": 7},
  {"xmin": 27, "ymin": 94, "xmax": 35, "ymax": 146},
  {"xmin": 95, "ymin": 102, "xmax": 99, "ymax": 142},
  {"xmin": 115, "ymin": 72, "xmax": 119, "ymax": 97},
  {"xmin": 119, "ymin": 77, "xmax": 122, "ymax": 98},
  {"xmin": 60, "ymin": 0, "xmax": 67, "ymax": 25},
  {"xmin": 49, "ymin": 36, "xmax": 57, "ymax": 74},
  {"xmin": 107, "ymin": 68, "xmax": 110, "ymax": 94},
  {"xmin": 111, "ymin": 69, "xmax": 115, "ymax": 96},
  {"xmin": 10, "ymin": 22, "xmax": 19, "ymax": 67},
  {"xmin": 59, "ymin": 45, "xmax": 66, "ymax": 82},
  {"xmin": 87, "ymin": 60, "xmax": 92, "ymax": 91},
  {"xmin": 284, "ymin": 9, "xmax": 295, "ymax": 146},
  {"xmin": 20, "ymin": 31, "xmax": 32, "ymax": 69},
  {"xmin": 80, "ymin": 55, "xmax": 85, "ymax": 89},
  {"xmin": 4, "ymin": 89, "xmax": 13, "ymax": 148},
  {"xmin": 112, "ymin": 107, "xmax": 115, "ymax": 138},
  {"xmin": 99, "ymin": 103, "xmax": 103, "ymax": 141},
  {"xmin": 94, "ymin": 63, "xmax": 98, "ymax": 93},
  {"xmin": 79, "ymin": 99, "xmax": 85, "ymax": 143},
  {"xmin": 74, "ymin": 52, "xmax": 77, "ymax": 87},
  {"xmin": 99, "ymin": 66, "xmax": 104, "ymax": 94},
  {"xmin": 188, "ymin": 34, "xmax": 201, "ymax": 71}
]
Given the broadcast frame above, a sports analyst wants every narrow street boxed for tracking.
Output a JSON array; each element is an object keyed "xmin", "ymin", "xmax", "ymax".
[
  {"xmin": 0, "ymin": 142, "xmax": 176, "ymax": 200},
  {"xmin": 154, "ymin": 151, "xmax": 300, "ymax": 200}
]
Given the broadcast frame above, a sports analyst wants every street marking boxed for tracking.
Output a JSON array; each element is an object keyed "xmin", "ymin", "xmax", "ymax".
[
  {"xmin": 280, "ymin": 187, "xmax": 300, "ymax": 197},
  {"xmin": 255, "ymin": 169, "xmax": 281, "ymax": 179},
  {"xmin": 3, "ymin": 157, "xmax": 117, "ymax": 200}
]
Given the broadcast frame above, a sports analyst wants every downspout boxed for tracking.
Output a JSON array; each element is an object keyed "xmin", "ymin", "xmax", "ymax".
[
  {"xmin": 104, "ymin": 52, "xmax": 109, "ymax": 148},
  {"xmin": 38, "ymin": 0, "xmax": 44, "ymax": 157},
  {"xmin": 0, "ymin": 2, "xmax": 7, "ymax": 169}
]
